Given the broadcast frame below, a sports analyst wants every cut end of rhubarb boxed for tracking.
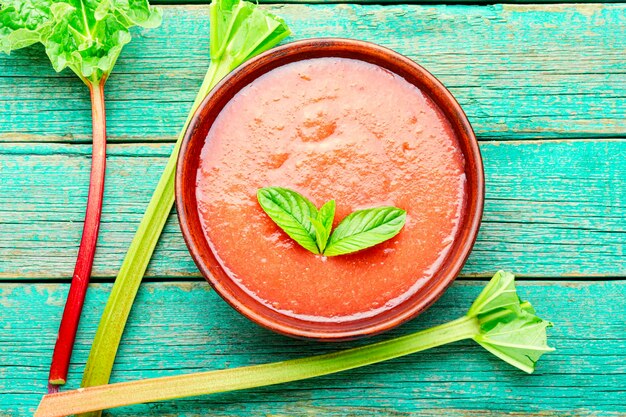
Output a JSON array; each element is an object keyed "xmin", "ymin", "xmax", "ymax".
[{"xmin": 48, "ymin": 381, "xmax": 64, "ymax": 392}]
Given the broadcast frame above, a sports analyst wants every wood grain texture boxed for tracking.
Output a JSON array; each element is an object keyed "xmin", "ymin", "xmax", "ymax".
[
  {"xmin": 1, "ymin": 140, "xmax": 624, "ymax": 280},
  {"xmin": 0, "ymin": 4, "xmax": 624, "ymax": 142},
  {"xmin": 1, "ymin": 281, "xmax": 624, "ymax": 416}
]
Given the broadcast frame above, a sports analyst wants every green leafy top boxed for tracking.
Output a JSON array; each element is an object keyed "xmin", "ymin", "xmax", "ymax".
[
  {"xmin": 468, "ymin": 271, "xmax": 555, "ymax": 373},
  {"xmin": 210, "ymin": 0, "xmax": 289, "ymax": 72},
  {"xmin": 0, "ymin": 0, "xmax": 162, "ymax": 84},
  {"xmin": 257, "ymin": 187, "xmax": 406, "ymax": 256}
]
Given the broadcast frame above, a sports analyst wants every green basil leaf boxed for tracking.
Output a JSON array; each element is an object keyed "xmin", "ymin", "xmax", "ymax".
[
  {"xmin": 324, "ymin": 207, "xmax": 406, "ymax": 257},
  {"xmin": 0, "ymin": 0, "xmax": 162, "ymax": 82},
  {"xmin": 318, "ymin": 200, "xmax": 335, "ymax": 232},
  {"xmin": 310, "ymin": 217, "xmax": 329, "ymax": 253},
  {"xmin": 310, "ymin": 200, "xmax": 334, "ymax": 252},
  {"xmin": 257, "ymin": 187, "xmax": 319, "ymax": 254}
]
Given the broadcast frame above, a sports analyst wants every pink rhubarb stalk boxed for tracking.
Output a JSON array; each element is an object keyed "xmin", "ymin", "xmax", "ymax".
[
  {"xmin": 48, "ymin": 81, "xmax": 107, "ymax": 390},
  {"xmin": 0, "ymin": 0, "xmax": 161, "ymax": 391}
]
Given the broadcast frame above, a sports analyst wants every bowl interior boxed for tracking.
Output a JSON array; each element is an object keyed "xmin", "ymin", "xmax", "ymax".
[{"xmin": 176, "ymin": 39, "xmax": 484, "ymax": 340}]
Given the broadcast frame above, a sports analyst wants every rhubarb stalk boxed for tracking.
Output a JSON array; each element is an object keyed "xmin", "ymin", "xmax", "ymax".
[
  {"xmin": 48, "ymin": 81, "xmax": 107, "ymax": 388},
  {"xmin": 0, "ymin": 0, "xmax": 162, "ymax": 389},
  {"xmin": 35, "ymin": 272, "xmax": 554, "ymax": 416},
  {"xmin": 78, "ymin": 0, "xmax": 290, "ymax": 408}
]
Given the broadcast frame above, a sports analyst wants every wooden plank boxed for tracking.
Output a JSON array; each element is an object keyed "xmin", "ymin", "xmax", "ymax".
[
  {"xmin": 1, "ymin": 280, "xmax": 624, "ymax": 416},
  {"xmin": 0, "ymin": 4, "xmax": 624, "ymax": 142},
  {"xmin": 0, "ymin": 139, "xmax": 624, "ymax": 280}
]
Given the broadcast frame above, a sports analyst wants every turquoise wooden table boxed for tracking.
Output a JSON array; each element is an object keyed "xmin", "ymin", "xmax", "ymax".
[{"xmin": 1, "ymin": 1, "xmax": 625, "ymax": 415}]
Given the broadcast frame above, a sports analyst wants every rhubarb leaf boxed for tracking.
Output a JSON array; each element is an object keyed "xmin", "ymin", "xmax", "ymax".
[
  {"xmin": 324, "ymin": 207, "xmax": 406, "ymax": 256},
  {"xmin": 257, "ymin": 187, "xmax": 319, "ymax": 254},
  {"xmin": 0, "ymin": 0, "xmax": 162, "ymax": 82},
  {"xmin": 210, "ymin": 0, "xmax": 289, "ymax": 68},
  {"xmin": 468, "ymin": 270, "xmax": 555, "ymax": 373},
  {"xmin": 0, "ymin": 0, "xmax": 51, "ymax": 53},
  {"xmin": 467, "ymin": 270, "xmax": 520, "ymax": 317},
  {"xmin": 475, "ymin": 312, "xmax": 554, "ymax": 374}
]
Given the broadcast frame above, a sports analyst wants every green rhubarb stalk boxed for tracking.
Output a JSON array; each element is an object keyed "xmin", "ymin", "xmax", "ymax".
[
  {"xmin": 36, "ymin": 271, "xmax": 554, "ymax": 417},
  {"xmin": 78, "ymin": 0, "xmax": 290, "ymax": 410}
]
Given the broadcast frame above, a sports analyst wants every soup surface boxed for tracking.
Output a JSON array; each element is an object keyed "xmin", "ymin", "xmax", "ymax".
[{"xmin": 196, "ymin": 57, "xmax": 466, "ymax": 322}]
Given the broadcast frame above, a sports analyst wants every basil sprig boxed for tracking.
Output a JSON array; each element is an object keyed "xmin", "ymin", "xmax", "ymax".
[{"xmin": 257, "ymin": 187, "xmax": 406, "ymax": 256}]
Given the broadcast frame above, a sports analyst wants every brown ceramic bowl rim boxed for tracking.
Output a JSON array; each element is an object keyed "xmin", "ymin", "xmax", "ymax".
[{"xmin": 176, "ymin": 38, "xmax": 484, "ymax": 341}]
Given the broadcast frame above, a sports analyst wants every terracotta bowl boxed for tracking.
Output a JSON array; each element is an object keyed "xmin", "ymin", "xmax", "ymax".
[{"xmin": 176, "ymin": 38, "xmax": 484, "ymax": 341}]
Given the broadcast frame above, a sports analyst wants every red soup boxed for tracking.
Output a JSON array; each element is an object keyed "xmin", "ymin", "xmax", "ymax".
[{"xmin": 196, "ymin": 57, "xmax": 466, "ymax": 322}]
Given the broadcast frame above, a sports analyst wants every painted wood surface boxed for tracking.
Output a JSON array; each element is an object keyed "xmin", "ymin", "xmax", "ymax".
[
  {"xmin": 1, "ymin": 2, "xmax": 624, "ymax": 417},
  {"xmin": 0, "ymin": 140, "xmax": 624, "ymax": 280},
  {"xmin": 1, "ymin": 281, "xmax": 625, "ymax": 416},
  {"xmin": 1, "ymin": 4, "xmax": 624, "ymax": 143}
]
